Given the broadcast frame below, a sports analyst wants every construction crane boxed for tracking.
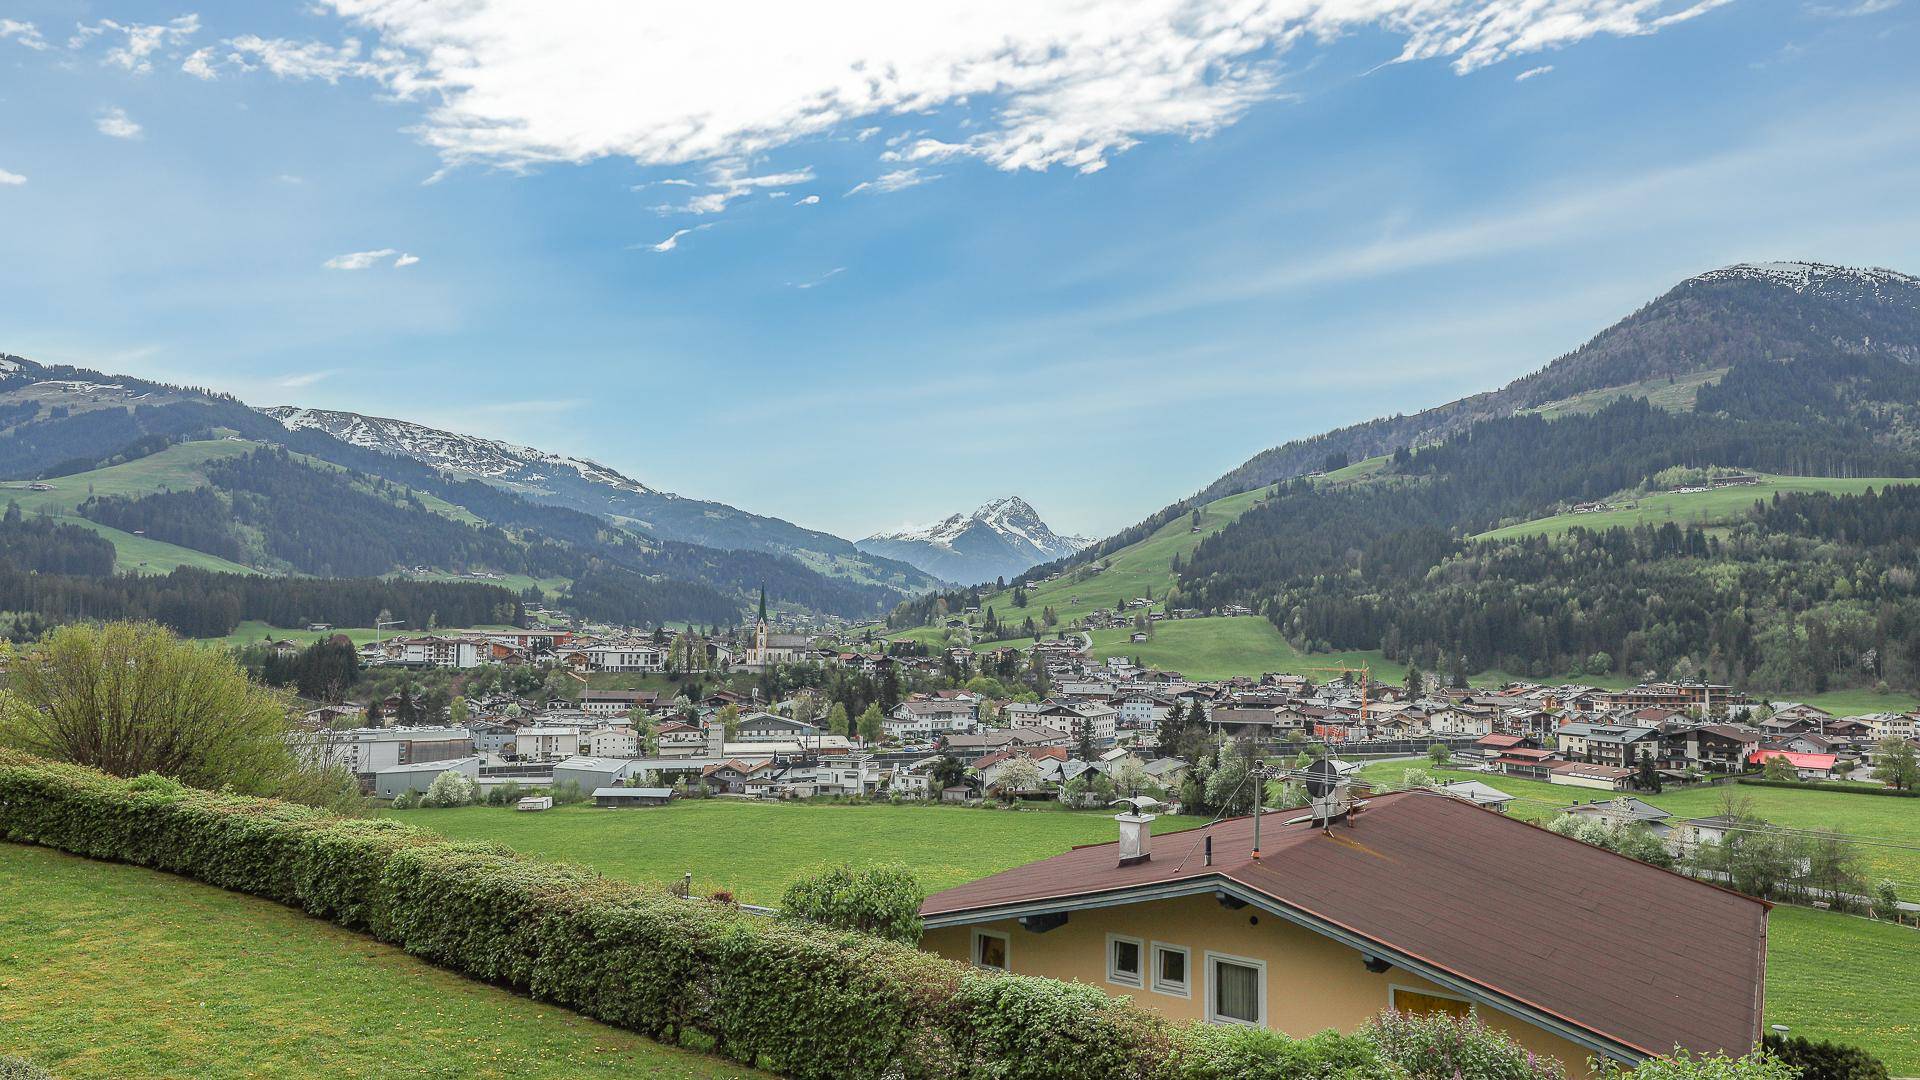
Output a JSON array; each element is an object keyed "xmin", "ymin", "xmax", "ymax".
[{"xmin": 1308, "ymin": 663, "xmax": 1372, "ymax": 728}]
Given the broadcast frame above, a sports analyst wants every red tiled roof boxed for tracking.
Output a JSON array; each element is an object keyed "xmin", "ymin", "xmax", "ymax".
[
  {"xmin": 1748, "ymin": 750, "xmax": 1837, "ymax": 770},
  {"xmin": 920, "ymin": 792, "xmax": 1765, "ymax": 1059}
]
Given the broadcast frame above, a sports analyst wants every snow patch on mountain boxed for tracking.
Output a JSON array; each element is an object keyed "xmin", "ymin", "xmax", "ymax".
[
  {"xmin": 1693, "ymin": 261, "xmax": 1920, "ymax": 301},
  {"xmin": 870, "ymin": 496, "xmax": 1090, "ymax": 559},
  {"xmin": 260, "ymin": 406, "xmax": 651, "ymax": 494}
]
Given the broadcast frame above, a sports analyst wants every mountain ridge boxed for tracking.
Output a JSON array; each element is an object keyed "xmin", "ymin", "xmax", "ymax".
[{"xmin": 858, "ymin": 495, "xmax": 1091, "ymax": 585}]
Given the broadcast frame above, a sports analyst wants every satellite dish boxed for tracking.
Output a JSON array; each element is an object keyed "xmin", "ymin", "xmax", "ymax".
[{"xmin": 1302, "ymin": 758, "xmax": 1341, "ymax": 800}]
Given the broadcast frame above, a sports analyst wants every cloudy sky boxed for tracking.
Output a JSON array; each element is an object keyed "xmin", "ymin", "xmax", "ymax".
[{"xmin": 1, "ymin": 0, "xmax": 1916, "ymax": 540}]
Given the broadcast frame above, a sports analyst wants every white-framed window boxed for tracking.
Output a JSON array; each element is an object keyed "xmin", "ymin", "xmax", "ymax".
[
  {"xmin": 1390, "ymin": 984, "xmax": 1474, "ymax": 1019},
  {"xmin": 1151, "ymin": 942, "xmax": 1191, "ymax": 998},
  {"xmin": 972, "ymin": 929, "xmax": 1010, "ymax": 971},
  {"xmin": 1106, "ymin": 933, "xmax": 1144, "ymax": 988},
  {"xmin": 1204, "ymin": 952, "xmax": 1266, "ymax": 1027}
]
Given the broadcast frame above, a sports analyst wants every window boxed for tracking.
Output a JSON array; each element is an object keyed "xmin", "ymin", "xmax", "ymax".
[
  {"xmin": 972, "ymin": 929, "xmax": 1009, "ymax": 971},
  {"xmin": 1205, "ymin": 952, "xmax": 1266, "ymax": 1027},
  {"xmin": 1106, "ymin": 934, "xmax": 1143, "ymax": 987},
  {"xmin": 1151, "ymin": 943, "xmax": 1190, "ymax": 997},
  {"xmin": 1391, "ymin": 986, "xmax": 1473, "ymax": 1019}
]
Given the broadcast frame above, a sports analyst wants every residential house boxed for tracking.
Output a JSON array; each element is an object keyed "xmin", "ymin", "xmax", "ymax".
[
  {"xmin": 580, "ymin": 689, "xmax": 659, "ymax": 718},
  {"xmin": 514, "ymin": 727, "xmax": 582, "ymax": 762},
  {"xmin": 586, "ymin": 727, "xmax": 640, "ymax": 758},
  {"xmin": 1548, "ymin": 762, "xmax": 1635, "ymax": 791},
  {"xmin": 1556, "ymin": 724, "xmax": 1661, "ymax": 769},
  {"xmin": 918, "ymin": 792, "xmax": 1765, "ymax": 1075},
  {"xmin": 736, "ymin": 712, "xmax": 824, "ymax": 743},
  {"xmin": 584, "ymin": 644, "xmax": 668, "ymax": 673},
  {"xmin": 1664, "ymin": 725, "xmax": 1762, "ymax": 773},
  {"xmin": 887, "ymin": 698, "xmax": 979, "ymax": 740}
]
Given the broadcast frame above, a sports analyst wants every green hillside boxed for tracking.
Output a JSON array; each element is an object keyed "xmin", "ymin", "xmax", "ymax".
[
  {"xmin": 1522, "ymin": 367, "xmax": 1726, "ymax": 419},
  {"xmin": 0, "ymin": 842, "xmax": 764, "ymax": 1080},
  {"xmin": 1476, "ymin": 474, "xmax": 1920, "ymax": 541},
  {"xmin": 958, "ymin": 486, "xmax": 1269, "ymax": 642},
  {"xmin": 0, "ymin": 440, "xmax": 264, "ymax": 574},
  {"xmin": 1086, "ymin": 616, "xmax": 1403, "ymax": 683}
]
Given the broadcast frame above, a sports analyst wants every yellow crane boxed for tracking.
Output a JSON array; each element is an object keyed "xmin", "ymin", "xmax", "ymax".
[{"xmin": 1308, "ymin": 663, "xmax": 1372, "ymax": 726}]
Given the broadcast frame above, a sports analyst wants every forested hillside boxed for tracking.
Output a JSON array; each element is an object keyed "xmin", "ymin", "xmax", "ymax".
[{"xmin": 913, "ymin": 261, "xmax": 1920, "ymax": 695}]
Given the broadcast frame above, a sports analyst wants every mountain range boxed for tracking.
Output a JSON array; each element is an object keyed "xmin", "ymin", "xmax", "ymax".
[
  {"xmin": 856, "ymin": 497, "xmax": 1091, "ymax": 585},
  {"xmin": 917, "ymin": 260, "xmax": 1920, "ymax": 694}
]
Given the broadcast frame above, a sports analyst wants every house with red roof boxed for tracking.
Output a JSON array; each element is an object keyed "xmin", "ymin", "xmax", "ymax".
[{"xmin": 919, "ymin": 792, "xmax": 1766, "ymax": 1076}]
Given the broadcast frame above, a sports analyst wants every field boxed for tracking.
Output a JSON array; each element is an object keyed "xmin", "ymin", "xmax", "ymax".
[
  {"xmin": 962, "ymin": 486, "xmax": 1271, "ymax": 641},
  {"xmin": 1086, "ymin": 616, "xmax": 1405, "ymax": 683},
  {"xmin": 1764, "ymin": 906, "xmax": 1920, "ymax": 1072},
  {"xmin": 1476, "ymin": 474, "xmax": 1920, "ymax": 542},
  {"xmin": 0, "ymin": 439, "xmax": 268, "ymax": 575},
  {"xmin": 388, "ymin": 800, "xmax": 1203, "ymax": 905},
  {"xmin": 191, "ymin": 620, "xmax": 522, "ymax": 649},
  {"xmin": 1523, "ymin": 368, "xmax": 1727, "ymax": 419},
  {"xmin": 0, "ymin": 842, "xmax": 766, "ymax": 1080}
]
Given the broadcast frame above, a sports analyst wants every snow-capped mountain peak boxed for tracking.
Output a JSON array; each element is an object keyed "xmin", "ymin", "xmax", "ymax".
[
  {"xmin": 1691, "ymin": 261, "xmax": 1920, "ymax": 303},
  {"xmin": 858, "ymin": 496, "xmax": 1091, "ymax": 585},
  {"xmin": 260, "ymin": 406, "xmax": 651, "ymax": 494}
]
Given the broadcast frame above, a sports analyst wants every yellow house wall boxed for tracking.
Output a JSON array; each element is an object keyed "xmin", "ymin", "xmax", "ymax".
[{"xmin": 923, "ymin": 894, "xmax": 1600, "ymax": 1079}]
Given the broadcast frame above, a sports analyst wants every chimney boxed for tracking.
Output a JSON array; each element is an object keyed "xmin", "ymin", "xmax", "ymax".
[{"xmin": 1115, "ymin": 808, "xmax": 1155, "ymax": 866}]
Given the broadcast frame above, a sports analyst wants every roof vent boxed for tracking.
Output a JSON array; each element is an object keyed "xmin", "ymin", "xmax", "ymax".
[{"xmin": 1111, "ymin": 795, "xmax": 1160, "ymax": 866}]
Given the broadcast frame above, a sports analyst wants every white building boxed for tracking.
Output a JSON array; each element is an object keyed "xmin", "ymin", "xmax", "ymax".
[
  {"xmin": 297, "ymin": 726, "xmax": 475, "ymax": 778},
  {"xmin": 587, "ymin": 645, "xmax": 667, "ymax": 673},
  {"xmin": 885, "ymin": 699, "xmax": 977, "ymax": 739},
  {"xmin": 586, "ymin": 727, "xmax": 640, "ymax": 758},
  {"xmin": 388, "ymin": 636, "xmax": 487, "ymax": 670},
  {"xmin": 514, "ymin": 727, "xmax": 582, "ymax": 761}
]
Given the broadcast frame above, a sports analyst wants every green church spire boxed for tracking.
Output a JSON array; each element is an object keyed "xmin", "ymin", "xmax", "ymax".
[{"xmin": 758, "ymin": 585, "xmax": 767, "ymax": 623}]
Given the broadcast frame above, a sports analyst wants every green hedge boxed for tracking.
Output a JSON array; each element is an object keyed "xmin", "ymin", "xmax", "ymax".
[
  {"xmin": 0, "ymin": 751, "xmax": 1393, "ymax": 1080},
  {"xmin": 1735, "ymin": 779, "xmax": 1918, "ymax": 798}
]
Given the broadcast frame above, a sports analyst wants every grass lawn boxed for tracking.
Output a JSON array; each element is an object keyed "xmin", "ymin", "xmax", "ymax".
[
  {"xmin": 1764, "ymin": 906, "xmax": 1920, "ymax": 1073},
  {"xmin": 388, "ymin": 800, "xmax": 1203, "ymax": 905},
  {"xmin": 1085, "ymin": 616, "xmax": 1405, "ymax": 684},
  {"xmin": 1476, "ymin": 474, "xmax": 1920, "ymax": 542},
  {"xmin": 0, "ymin": 842, "xmax": 767, "ymax": 1080}
]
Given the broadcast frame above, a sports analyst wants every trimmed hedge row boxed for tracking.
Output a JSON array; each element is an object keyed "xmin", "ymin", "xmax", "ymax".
[
  {"xmin": 0, "ymin": 752, "xmax": 1386, "ymax": 1080},
  {"xmin": 1734, "ymin": 779, "xmax": 1917, "ymax": 798}
]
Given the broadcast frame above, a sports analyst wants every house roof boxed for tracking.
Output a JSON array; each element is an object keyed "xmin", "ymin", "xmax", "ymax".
[
  {"xmin": 1748, "ymin": 750, "xmax": 1837, "ymax": 769},
  {"xmin": 920, "ymin": 792, "xmax": 1766, "ymax": 1060}
]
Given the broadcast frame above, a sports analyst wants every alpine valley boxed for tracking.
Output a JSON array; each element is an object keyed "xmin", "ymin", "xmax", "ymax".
[{"xmin": 895, "ymin": 261, "xmax": 1920, "ymax": 697}]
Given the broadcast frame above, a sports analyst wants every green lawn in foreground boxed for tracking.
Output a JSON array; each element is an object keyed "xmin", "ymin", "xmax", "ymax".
[
  {"xmin": 1476, "ymin": 474, "xmax": 1920, "ymax": 542},
  {"xmin": 1085, "ymin": 616, "xmax": 1405, "ymax": 683},
  {"xmin": 388, "ymin": 800, "xmax": 1203, "ymax": 905},
  {"xmin": 0, "ymin": 842, "xmax": 767, "ymax": 1080},
  {"xmin": 1353, "ymin": 763, "xmax": 1920, "ymax": 900},
  {"xmin": 1764, "ymin": 905, "xmax": 1920, "ymax": 1073}
]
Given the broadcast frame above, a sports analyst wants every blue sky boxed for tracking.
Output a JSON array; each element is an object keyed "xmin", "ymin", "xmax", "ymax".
[{"xmin": 1, "ymin": 0, "xmax": 1917, "ymax": 541}]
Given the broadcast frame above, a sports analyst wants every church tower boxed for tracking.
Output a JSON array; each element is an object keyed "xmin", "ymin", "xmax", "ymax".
[{"xmin": 751, "ymin": 585, "xmax": 770, "ymax": 667}]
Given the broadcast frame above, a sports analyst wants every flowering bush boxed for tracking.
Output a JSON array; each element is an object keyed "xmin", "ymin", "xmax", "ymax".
[
  {"xmin": 1593, "ymin": 1048, "xmax": 1798, "ymax": 1080},
  {"xmin": 1364, "ymin": 1009, "xmax": 1564, "ymax": 1080}
]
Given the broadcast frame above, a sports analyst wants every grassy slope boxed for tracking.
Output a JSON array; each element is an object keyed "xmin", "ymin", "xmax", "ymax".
[
  {"xmin": 1347, "ymin": 765, "xmax": 1920, "ymax": 1071},
  {"xmin": 389, "ymin": 801, "xmax": 1203, "ymax": 905},
  {"xmin": 1086, "ymin": 617, "xmax": 1404, "ymax": 684},
  {"xmin": 0, "ymin": 842, "xmax": 766, "ymax": 1080},
  {"xmin": 1476, "ymin": 474, "xmax": 1920, "ymax": 541},
  {"xmin": 1523, "ymin": 368, "xmax": 1727, "ymax": 419},
  {"xmin": 0, "ymin": 439, "xmax": 265, "ymax": 575},
  {"xmin": 956, "ymin": 486, "xmax": 1270, "ymax": 647}
]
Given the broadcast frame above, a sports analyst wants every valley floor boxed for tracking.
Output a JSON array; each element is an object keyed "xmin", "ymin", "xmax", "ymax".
[
  {"xmin": 0, "ymin": 842, "xmax": 768, "ymax": 1080},
  {"xmin": 390, "ymin": 797, "xmax": 1920, "ymax": 1073}
]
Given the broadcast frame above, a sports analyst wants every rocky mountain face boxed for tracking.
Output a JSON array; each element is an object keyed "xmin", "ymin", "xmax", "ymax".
[{"xmin": 858, "ymin": 496, "xmax": 1091, "ymax": 585}]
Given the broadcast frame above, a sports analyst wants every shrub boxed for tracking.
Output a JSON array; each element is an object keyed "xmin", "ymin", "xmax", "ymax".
[
  {"xmin": 1760, "ymin": 1034, "xmax": 1889, "ymax": 1080},
  {"xmin": 485, "ymin": 781, "xmax": 526, "ymax": 807},
  {"xmin": 421, "ymin": 770, "xmax": 476, "ymax": 808},
  {"xmin": 1365, "ymin": 1010, "xmax": 1563, "ymax": 1080},
  {"xmin": 1594, "ymin": 1048, "xmax": 1797, "ymax": 1080},
  {"xmin": 1183, "ymin": 1027, "xmax": 1389, "ymax": 1080},
  {"xmin": 551, "ymin": 779, "xmax": 588, "ymax": 805},
  {"xmin": 390, "ymin": 789, "xmax": 422, "ymax": 810},
  {"xmin": 0, "ymin": 1056, "xmax": 52, "ymax": 1080},
  {"xmin": 781, "ymin": 863, "xmax": 924, "ymax": 944}
]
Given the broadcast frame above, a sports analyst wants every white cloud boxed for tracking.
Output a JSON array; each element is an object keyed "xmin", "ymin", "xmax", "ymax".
[
  {"xmin": 323, "ymin": 248, "xmax": 417, "ymax": 269},
  {"xmin": 276, "ymin": 369, "xmax": 339, "ymax": 388},
  {"xmin": 0, "ymin": 19, "xmax": 48, "ymax": 50},
  {"xmin": 855, "ymin": 126, "xmax": 882, "ymax": 141},
  {"xmin": 182, "ymin": 46, "xmax": 218, "ymax": 79},
  {"xmin": 73, "ymin": 15, "xmax": 200, "ymax": 74},
  {"xmin": 1807, "ymin": 0, "xmax": 1898, "ymax": 14},
  {"xmin": 796, "ymin": 194, "xmax": 821, "ymax": 205},
  {"xmin": 649, "ymin": 163, "xmax": 816, "ymax": 215},
  {"xmin": 1514, "ymin": 65, "xmax": 1554, "ymax": 81},
  {"xmin": 647, "ymin": 225, "xmax": 713, "ymax": 252},
  {"xmin": 96, "ymin": 107, "xmax": 143, "ymax": 140},
  {"xmin": 847, "ymin": 168, "xmax": 937, "ymax": 196},
  {"xmin": 241, "ymin": 0, "xmax": 1732, "ymax": 179},
  {"xmin": 0, "ymin": 168, "xmax": 25, "ymax": 186}
]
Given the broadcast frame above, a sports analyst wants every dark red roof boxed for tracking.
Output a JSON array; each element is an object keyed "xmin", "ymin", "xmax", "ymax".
[{"xmin": 920, "ymin": 792, "xmax": 1765, "ymax": 1059}]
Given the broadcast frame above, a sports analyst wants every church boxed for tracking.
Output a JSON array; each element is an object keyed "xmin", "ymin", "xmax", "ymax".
[{"xmin": 741, "ymin": 587, "xmax": 812, "ymax": 671}]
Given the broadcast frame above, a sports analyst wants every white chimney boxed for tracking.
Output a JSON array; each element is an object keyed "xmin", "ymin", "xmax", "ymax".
[{"xmin": 1116, "ymin": 810, "xmax": 1155, "ymax": 866}]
